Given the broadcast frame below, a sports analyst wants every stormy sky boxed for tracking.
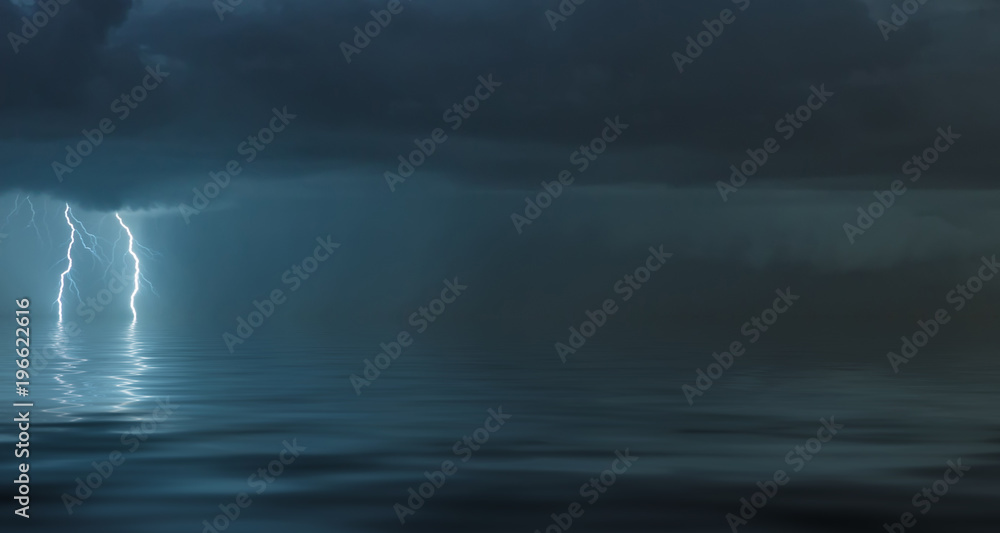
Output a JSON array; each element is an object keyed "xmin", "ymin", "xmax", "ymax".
[{"xmin": 1, "ymin": 0, "xmax": 999, "ymax": 342}]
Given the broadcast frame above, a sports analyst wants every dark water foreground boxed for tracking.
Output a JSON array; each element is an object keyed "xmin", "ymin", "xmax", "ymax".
[{"xmin": 1, "ymin": 322, "xmax": 997, "ymax": 532}]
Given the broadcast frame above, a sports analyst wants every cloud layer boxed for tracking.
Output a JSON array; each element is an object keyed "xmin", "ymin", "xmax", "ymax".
[{"xmin": 1, "ymin": 0, "xmax": 998, "ymax": 208}]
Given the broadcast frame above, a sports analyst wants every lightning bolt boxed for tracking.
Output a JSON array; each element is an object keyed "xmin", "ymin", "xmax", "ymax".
[
  {"xmin": 41, "ymin": 197, "xmax": 51, "ymax": 247},
  {"xmin": 103, "ymin": 227, "xmax": 124, "ymax": 279},
  {"xmin": 53, "ymin": 205, "xmax": 155, "ymax": 323},
  {"xmin": 3, "ymin": 194, "xmax": 21, "ymax": 228},
  {"xmin": 132, "ymin": 240, "xmax": 162, "ymax": 259},
  {"xmin": 67, "ymin": 207, "xmax": 107, "ymax": 265},
  {"xmin": 56, "ymin": 204, "xmax": 77, "ymax": 322},
  {"xmin": 24, "ymin": 196, "xmax": 42, "ymax": 241},
  {"xmin": 116, "ymin": 213, "xmax": 140, "ymax": 324},
  {"xmin": 2, "ymin": 194, "xmax": 50, "ymax": 247}
]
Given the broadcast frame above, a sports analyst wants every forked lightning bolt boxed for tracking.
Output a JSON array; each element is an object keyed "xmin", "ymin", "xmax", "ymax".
[
  {"xmin": 56, "ymin": 204, "xmax": 77, "ymax": 322},
  {"xmin": 67, "ymin": 207, "xmax": 106, "ymax": 263},
  {"xmin": 116, "ymin": 213, "xmax": 140, "ymax": 324},
  {"xmin": 24, "ymin": 196, "xmax": 42, "ymax": 241},
  {"xmin": 2, "ymin": 193, "xmax": 22, "ymax": 231},
  {"xmin": 3, "ymin": 194, "xmax": 50, "ymax": 247},
  {"xmin": 0, "ymin": 194, "xmax": 20, "ymax": 242},
  {"xmin": 104, "ymin": 227, "xmax": 124, "ymax": 279},
  {"xmin": 51, "ymin": 204, "xmax": 155, "ymax": 323}
]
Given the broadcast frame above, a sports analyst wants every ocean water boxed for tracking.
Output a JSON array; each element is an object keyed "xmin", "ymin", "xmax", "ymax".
[{"xmin": 2, "ymin": 321, "xmax": 998, "ymax": 532}]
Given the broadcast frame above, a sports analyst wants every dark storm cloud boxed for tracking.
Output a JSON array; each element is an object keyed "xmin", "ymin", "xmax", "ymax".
[
  {"xmin": 0, "ymin": 0, "xmax": 997, "ymax": 208},
  {"xmin": 0, "ymin": 0, "xmax": 134, "ymax": 111}
]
